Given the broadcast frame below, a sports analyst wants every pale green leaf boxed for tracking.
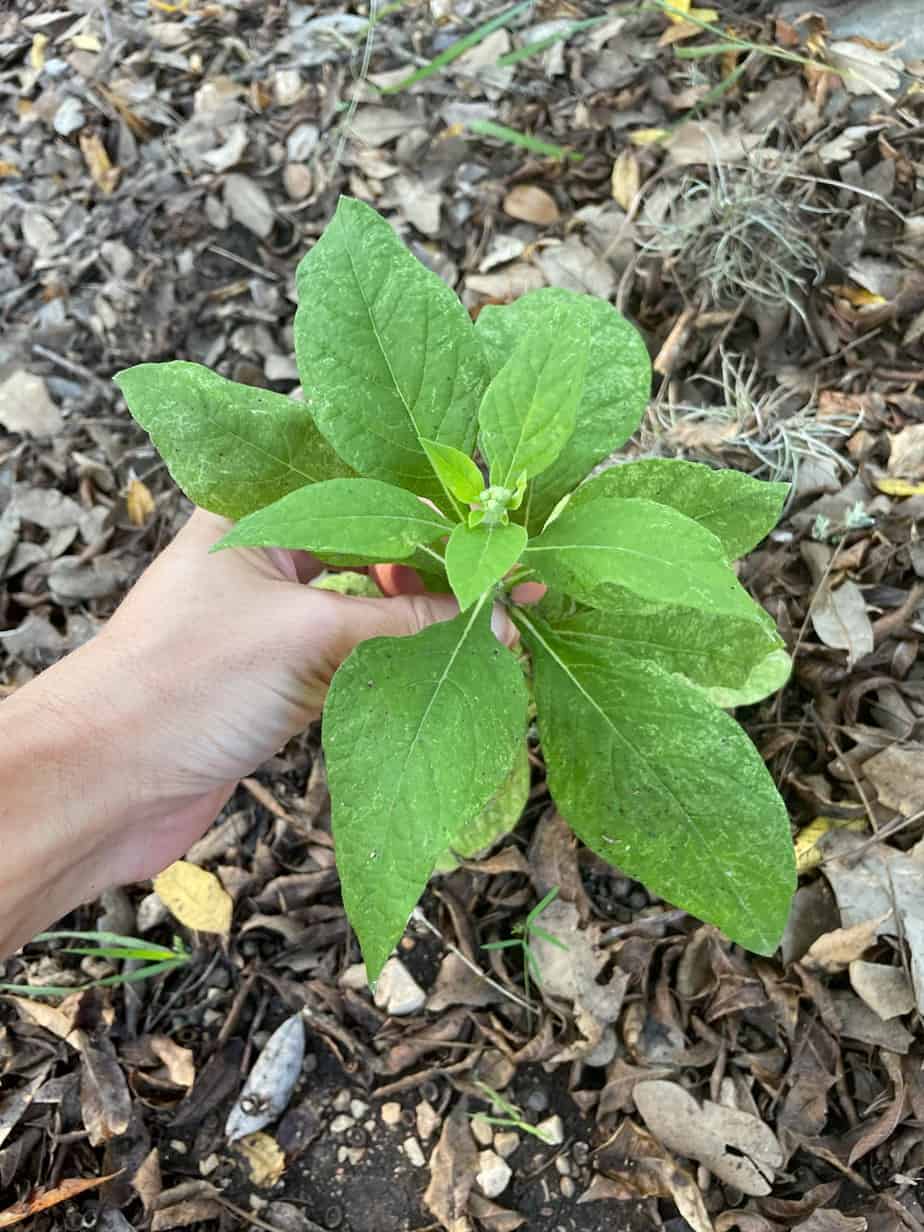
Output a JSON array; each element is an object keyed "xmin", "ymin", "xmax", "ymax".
[
  {"xmin": 524, "ymin": 496, "xmax": 760, "ymax": 621},
  {"xmin": 569, "ymin": 459, "xmax": 789, "ymax": 559},
  {"xmin": 114, "ymin": 362, "xmax": 354, "ymax": 520},
  {"xmin": 421, "ymin": 437, "xmax": 485, "ymax": 504},
  {"xmin": 476, "ymin": 288, "xmax": 650, "ymax": 532},
  {"xmin": 696, "ymin": 648, "xmax": 792, "ymax": 708},
  {"xmin": 294, "ymin": 196, "xmax": 487, "ymax": 502},
  {"xmin": 213, "ymin": 478, "xmax": 451, "ymax": 560},
  {"xmin": 434, "ymin": 744, "xmax": 530, "ymax": 872},
  {"xmin": 446, "ymin": 521, "xmax": 527, "ymax": 611},
  {"xmin": 478, "ymin": 315, "xmax": 589, "ymax": 488},
  {"xmin": 324, "ymin": 599, "xmax": 529, "ymax": 981},
  {"xmin": 536, "ymin": 594, "xmax": 784, "ymax": 691},
  {"xmin": 519, "ymin": 610, "xmax": 795, "ymax": 954}
]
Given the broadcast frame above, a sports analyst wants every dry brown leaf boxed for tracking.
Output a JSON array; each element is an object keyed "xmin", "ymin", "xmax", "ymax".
[
  {"xmin": 863, "ymin": 745, "xmax": 924, "ymax": 817},
  {"xmin": 125, "ymin": 478, "xmax": 155, "ymax": 527},
  {"xmin": 151, "ymin": 1198, "xmax": 224, "ymax": 1231},
  {"xmin": 503, "ymin": 184, "xmax": 560, "ymax": 226},
  {"xmin": 81, "ymin": 1041, "xmax": 132, "ymax": 1145},
  {"xmin": 423, "ymin": 1106, "xmax": 477, "ymax": 1232},
  {"xmin": 802, "ymin": 542, "xmax": 873, "ymax": 668},
  {"xmin": 665, "ymin": 120, "xmax": 763, "ymax": 166},
  {"xmin": 534, "ymin": 236, "xmax": 615, "ymax": 298},
  {"xmin": 849, "ymin": 960, "xmax": 915, "ymax": 1020},
  {"xmin": 801, "ymin": 915, "xmax": 884, "ymax": 974},
  {"xmin": 79, "ymin": 133, "xmax": 120, "ymax": 194},
  {"xmin": 154, "ymin": 861, "xmax": 232, "ymax": 934},
  {"xmin": 635, "ymin": 1080, "xmax": 782, "ymax": 1196},
  {"xmin": 223, "ymin": 173, "xmax": 274, "ymax": 238},
  {"xmin": 0, "ymin": 1173, "xmax": 120, "ymax": 1227},
  {"xmin": 0, "ymin": 372, "xmax": 63, "ymax": 437},
  {"xmin": 467, "ymin": 1192, "xmax": 526, "ymax": 1231},
  {"xmin": 235, "ymin": 1132, "xmax": 286, "ymax": 1188},
  {"xmin": 610, "ymin": 148, "xmax": 640, "ymax": 211},
  {"xmin": 133, "ymin": 1147, "xmax": 162, "ymax": 1212},
  {"xmin": 149, "ymin": 1036, "xmax": 195, "ymax": 1088},
  {"xmin": 830, "ymin": 989, "xmax": 913, "ymax": 1052},
  {"xmin": 466, "ymin": 265, "xmax": 546, "ymax": 300}
]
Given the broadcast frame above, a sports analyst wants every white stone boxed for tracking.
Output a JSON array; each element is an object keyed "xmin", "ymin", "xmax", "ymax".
[
  {"xmin": 471, "ymin": 1115, "xmax": 494, "ymax": 1147},
  {"xmin": 169, "ymin": 1140, "xmax": 187, "ymax": 1154},
  {"xmin": 350, "ymin": 1099, "xmax": 370, "ymax": 1120},
  {"xmin": 332, "ymin": 1090, "xmax": 352, "ymax": 1112},
  {"xmin": 584, "ymin": 1026, "xmax": 617, "ymax": 1068},
  {"xmin": 338, "ymin": 962, "xmax": 368, "ymax": 991},
  {"xmin": 0, "ymin": 371, "xmax": 63, "ymax": 437},
  {"xmin": 560, "ymin": 1176, "xmax": 575, "ymax": 1198},
  {"xmin": 416, "ymin": 1100, "xmax": 441, "ymax": 1140},
  {"xmin": 494, "ymin": 1131, "xmax": 519, "ymax": 1159},
  {"xmin": 536, "ymin": 1115, "xmax": 564, "ymax": 1146},
  {"xmin": 373, "ymin": 958, "xmax": 426, "ymax": 1016},
  {"xmin": 199, "ymin": 1153, "xmax": 220, "ymax": 1176},
  {"xmin": 403, "ymin": 1136, "xmax": 426, "ymax": 1168},
  {"xmin": 381, "ymin": 1101, "xmax": 402, "ymax": 1127},
  {"xmin": 330, "ymin": 1114, "xmax": 355, "ymax": 1134},
  {"xmin": 555, "ymin": 1154, "xmax": 571, "ymax": 1175},
  {"xmin": 476, "ymin": 1150, "xmax": 512, "ymax": 1198}
]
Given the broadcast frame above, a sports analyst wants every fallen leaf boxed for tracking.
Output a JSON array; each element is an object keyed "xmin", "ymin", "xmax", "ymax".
[
  {"xmin": 125, "ymin": 478, "xmax": 156, "ymax": 527},
  {"xmin": 0, "ymin": 1174, "xmax": 120, "ymax": 1228},
  {"xmin": 830, "ymin": 989, "xmax": 913, "ymax": 1051},
  {"xmin": 594, "ymin": 1118, "xmax": 711, "ymax": 1231},
  {"xmin": 828, "ymin": 39, "xmax": 902, "ymax": 100},
  {"xmin": 29, "ymin": 33, "xmax": 47, "ymax": 71},
  {"xmin": 225, "ymin": 1013, "xmax": 305, "ymax": 1142},
  {"xmin": 863, "ymin": 745, "xmax": 924, "ymax": 817},
  {"xmin": 467, "ymin": 1192, "xmax": 525, "ymax": 1231},
  {"xmin": 874, "ymin": 476, "xmax": 924, "ymax": 498},
  {"xmin": 610, "ymin": 148, "xmax": 641, "ymax": 211},
  {"xmin": 887, "ymin": 424, "xmax": 924, "ymax": 480},
  {"xmin": 503, "ymin": 185, "xmax": 560, "ymax": 226},
  {"xmin": 793, "ymin": 1215, "xmax": 867, "ymax": 1232},
  {"xmin": 0, "ymin": 372, "xmax": 63, "ymax": 437},
  {"xmin": 466, "ymin": 264, "xmax": 546, "ymax": 300},
  {"xmin": 666, "ymin": 120, "xmax": 764, "ymax": 166},
  {"xmin": 635, "ymin": 1080, "xmax": 782, "ymax": 1196},
  {"xmin": 534, "ymin": 236, "xmax": 615, "ymax": 298},
  {"xmin": 81, "ymin": 1041, "xmax": 132, "ymax": 1145},
  {"xmin": 235, "ymin": 1132, "xmax": 286, "ymax": 1187},
  {"xmin": 223, "ymin": 173, "xmax": 275, "ymax": 238},
  {"xmin": 849, "ymin": 960, "xmax": 915, "ymax": 1020},
  {"xmin": 79, "ymin": 133, "xmax": 120, "ymax": 194},
  {"xmin": 424, "ymin": 1106, "xmax": 477, "ymax": 1232},
  {"xmin": 801, "ymin": 542, "xmax": 873, "ymax": 668},
  {"xmin": 154, "ymin": 862, "xmax": 233, "ymax": 934},
  {"xmin": 801, "ymin": 915, "xmax": 884, "ymax": 974},
  {"xmin": 795, "ymin": 816, "xmax": 866, "ymax": 874},
  {"xmin": 149, "ymin": 1037, "xmax": 195, "ymax": 1088},
  {"xmin": 630, "ymin": 128, "xmax": 670, "ymax": 146}
]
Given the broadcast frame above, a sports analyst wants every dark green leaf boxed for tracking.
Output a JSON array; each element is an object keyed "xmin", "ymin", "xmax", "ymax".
[
  {"xmin": 294, "ymin": 196, "xmax": 487, "ymax": 501},
  {"xmin": 324, "ymin": 600, "xmax": 528, "ymax": 981},
  {"xmin": 445, "ymin": 521, "xmax": 527, "ymax": 610},
  {"xmin": 114, "ymin": 362, "xmax": 354, "ymax": 520},
  {"xmin": 519, "ymin": 611, "xmax": 795, "ymax": 954},
  {"xmin": 569, "ymin": 459, "xmax": 788, "ymax": 559},
  {"xmin": 478, "ymin": 316, "xmax": 589, "ymax": 488},
  {"xmin": 476, "ymin": 288, "xmax": 650, "ymax": 531},
  {"xmin": 524, "ymin": 496, "xmax": 760, "ymax": 621},
  {"xmin": 213, "ymin": 478, "xmax": 451, "ymax": 560}
]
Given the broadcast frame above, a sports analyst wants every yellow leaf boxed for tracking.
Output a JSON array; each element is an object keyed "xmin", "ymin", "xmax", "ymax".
[
  {"xmin": 71, "ymin": 34, "xmax": 102, "ymax": 52},
  {"xmin": 30, "ymin": 34, "xmax": 48, "ymax": 71},
  {"xmin": 0, "ymin": 162, "xmax": 20, "ymax": 178},
  {"xmin": 611, "ymin": 148, "xmax": 640, "ymax": 211},
  {"xmin": 79, "ymin": 133, "xmax": 120, "ymax": 195},
  {"xmin": 874, "ymin": 476, "xmax": 924, "ymax": 497},
  {"xmin": 631, "ymin": 128, "xmax": 670, "ymax": 147},
  {"xmin": 125, "ymin": 478, "xmax": 155, "ymax": 526},
  {"xmin": 689, "ymin": 6, "xmax": 719, "ymax": 19},
  {"xmin": 235, "ymin": 1132, "xmax": 286, "ymax": 1188},
  {"xmin": 154, "ymin": 861, "xmax": 232, "ymax": 934},
  {"xmin": 831, "ymin": 283, "xmax": 887, "ymax": 307},
  {"xmin": 795, "ymin": 816, "xmax": 866, "ymax": 874}
]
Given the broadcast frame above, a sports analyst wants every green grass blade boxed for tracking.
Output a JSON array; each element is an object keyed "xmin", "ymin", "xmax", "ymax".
[
  {"xmin": 673, "ymin": 41, "xmax": 752, "ymax": 59},
  {"xmin": 529, "ymin": 926, "xmax": 568, "ymax": 950},
  {"xmin": 35, "ymin": 929, "xmax": 163, "ymax": 949},
  {"xmin": 466, "ymin": 119, "xmax": 582, "ymax": 161},
  {"xmin": 56, "ymin": 945, "xmax": 177, "ymax": 961},
  {"xmin": 482, "ymin": 939, "xmax": 522, "ymax": 951},
  {"xmin": 382, "ymin": 0, "xmax": 533, "ymax": 93},
  {"xmin": 497, "ymin": 15, "xmax": 606, "ymax": 66},
  {"xmin": 0, "ymin": 983, "xmax": 82, "ymax": 998},
  {"xmin": 0, "ymin": 959, "xmax": 186, "ymax": 1000},
  {"xmin": 526, "ymin": 886, "xmax": 560, "ymax": 924}
]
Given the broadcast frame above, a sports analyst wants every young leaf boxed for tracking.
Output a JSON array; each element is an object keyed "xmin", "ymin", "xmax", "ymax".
[
  {"xmin": 421, "ymin": 438, "xmax": 485, "ymax": 504},
  {"xmin": 294, "ymin": 196, "xmax": 487, "ymax": 502},
  {"xmin": 536, "ymin": 595, "xmax": 784, "ymax": 692},
  {"xmin": 476, "ymin": 288, "xmax": 651, "ymax": 531},
  {"xmin": 114, "ymin": 362, "xmax": 355, "ymax": 521},
  {"xmin": 212, "ymin": 478, "xmax": 451, "ymax": 561},
  {"xmin": 445, "ymin": 522, "xmax": 527, "ymax": 611},
  {"xmin": 323, "ymin": 599, "xmax": 528, "ymax": 982},
  {"xmin": 524, "ymin": 496, "xmax": 760, "ymax": 622},
  {"xmin": 478, "ymin": 315, "xmax": 589, "ymax": 489},
  {"xmin": 518, "ymin": 611, "xmax": 795, "ymax": 954},
  {"xmin": 569, "ymin": 459, "xmax": 789, "ymax": 559}
]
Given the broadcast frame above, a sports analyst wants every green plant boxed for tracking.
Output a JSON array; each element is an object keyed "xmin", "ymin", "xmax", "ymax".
[
  {"xmin": 115, "ymin": 195, "xmax": 796, "ymax": 984},
  {"xmin": 0, "ymin": 930, "xmax": 190, "ymax": 997},
  {"xmin": 483, "ymin": 886, "xmax": 567, "ymax": 1007},
  {"xmin": 470, "ymin": 1081, "xmax": 557, "ymax": 1144}
]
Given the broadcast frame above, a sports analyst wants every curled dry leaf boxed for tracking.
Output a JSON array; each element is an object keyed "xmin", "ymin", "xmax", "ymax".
[
  {"xmin": 802, "ymin": 542, "xmax": 873, "ymax": 669},
  {"xmin": 502, "ymin": 185, "xmax": 560, "ymax": 226},
  {"xmin": 634, "ymin": 1079, "xmax": 783, "ymax": 1196},
  {"xmin": 225, "ymin": 1012, "xmax": 305, "ymax": 1142},
  {"xmin": 0, "ymin": 1174, "xmax": 121, "ymax": 1228},
  {"xmin": 423, "ymin": 1106, "xmax": 478, "ymax": 1232},
  {"xmin": 848, "ymin": 959, "xmax": 915, "ymax": 1020},
  {"xmin": 801, "ymin": 915, "xmax": 885, "ymax": 974}
]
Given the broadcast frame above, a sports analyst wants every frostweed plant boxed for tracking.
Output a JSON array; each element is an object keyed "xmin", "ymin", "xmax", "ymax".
[{"xmin": 116, "ymin": 196, "xmax": 796, "ymax": 983}]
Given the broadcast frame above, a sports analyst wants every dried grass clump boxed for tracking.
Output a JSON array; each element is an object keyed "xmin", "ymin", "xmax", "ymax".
[{"xmin": 641, "ymin": 155, "xmax": 826, "ymax": 318}]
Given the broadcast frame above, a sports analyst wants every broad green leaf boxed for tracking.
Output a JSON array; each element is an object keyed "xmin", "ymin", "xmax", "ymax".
[
  {"xmin": 434, "ymin": 743, "xmax": 530, "ymax": 872},
  {"xmin": 294, "ymin": 196, "xmax": 487, "ymax": 501},
  {"xmin": 536, "ymin": 594, "xmax": 784, "ymax": 691},
  {"xmin": 213, "ymin": 478, "xmax": 451, "ymax": 560},
  {"xmin": 569, "ymin": 459, "xmax": 788, "ymax": 559},
  {"xmin": 421, "ymin": 437, "xmax": 485, "ymax": 504},
  {"xmin": 478, "ymin": 316, "xmax": 589, "ymax": 488},
  {"xmin": 446, "ymin": 521, "xmax": 527, "ymax": 611},
  {"xmin": 519, "ymin": 611, "xmax": 795, "ymax": 954},
  {"xmin": 697, "ymin": 648, "xmax": 792, "ymax": 709},
  {"xmin": 114, "ymin": 362, "xmax": 355, "ymax": 520},
  {"xmin": 476, "ymin": 288, "xmax": 650, "ymax": 531},
  {"xmin": 524, "ymin": 496, "xmax": 760, "ymax": 621},
  {"xmin": 324, "ymin": 599, "xmax": 529, "ymax": 981}
]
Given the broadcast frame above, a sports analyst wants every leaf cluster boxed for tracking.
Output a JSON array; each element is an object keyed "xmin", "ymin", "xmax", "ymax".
[{"xmin": 116, "ymin": 196, "xmax": 796, "ymax": 983}]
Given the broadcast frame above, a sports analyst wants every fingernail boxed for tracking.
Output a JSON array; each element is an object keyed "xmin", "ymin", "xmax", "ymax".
[{"xmin": 491, "ymin": 604, "xmax": 516, "ymax": 647}]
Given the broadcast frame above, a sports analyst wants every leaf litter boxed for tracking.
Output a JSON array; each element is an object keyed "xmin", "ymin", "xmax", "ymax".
[{"xmin": 3, "ymin": 0, "xmax": 924, "ymax": 1229}]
